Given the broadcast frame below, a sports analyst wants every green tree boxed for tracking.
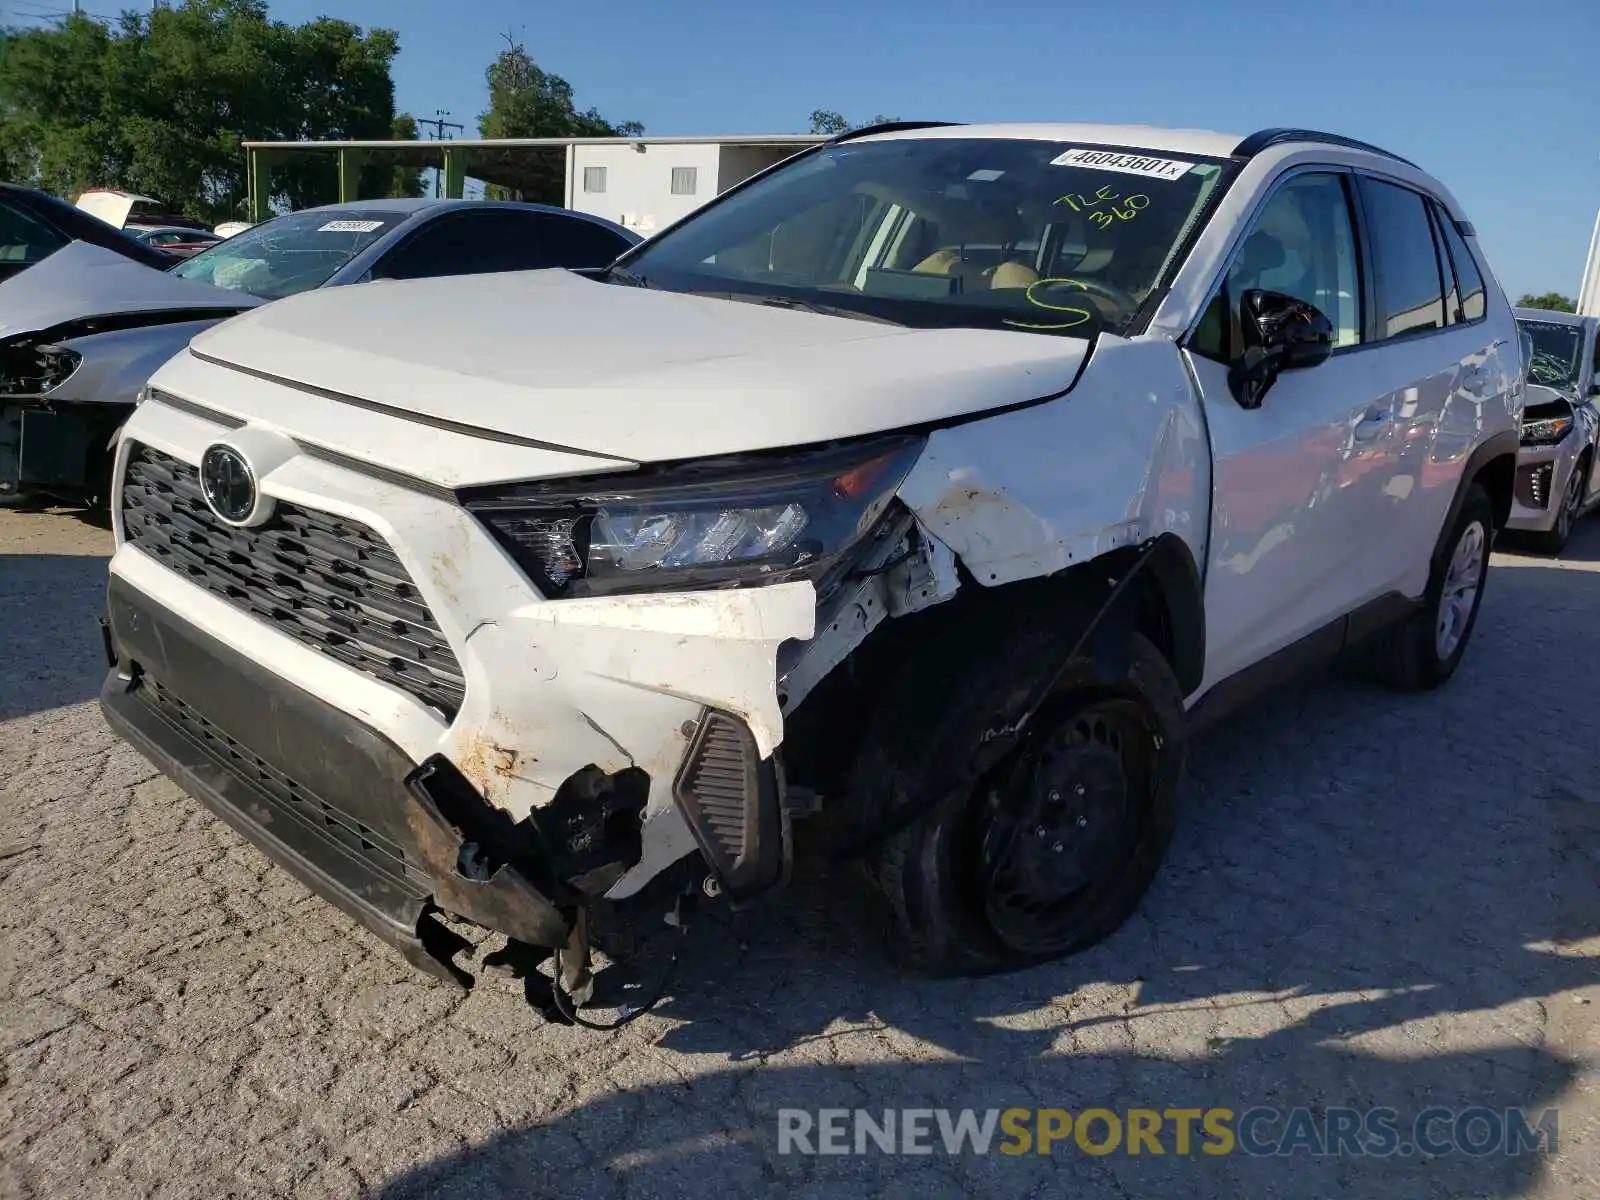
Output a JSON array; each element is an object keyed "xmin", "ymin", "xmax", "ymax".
[
  {"xmin": 0, "ymin": 1, "xmax": 407, "ymax": 222},
  {"xmin": 808, "ymin": 110, "xmax": 900, "ymax": 134},
  {"xmin": 1516, "ymin": 292, "xmax": 1577, "ymax": 313},
  {"xmin": 475, "ymin": 38, "xmax": 641, "ymax": 203}
]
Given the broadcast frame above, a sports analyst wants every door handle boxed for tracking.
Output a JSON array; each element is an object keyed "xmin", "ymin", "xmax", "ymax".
[{"xmin": 1353, "ymin": 409, "xmax": 1393, "ymax": 441}]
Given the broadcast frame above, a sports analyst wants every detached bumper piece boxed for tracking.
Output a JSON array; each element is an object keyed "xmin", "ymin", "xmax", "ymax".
[
  {"xmin": 672, "ymin": 710, "xmax": 786, "ymax": 897},
  {"xmin": 99, "ymin": 576, "xmax": 569, "ymax": 988}
]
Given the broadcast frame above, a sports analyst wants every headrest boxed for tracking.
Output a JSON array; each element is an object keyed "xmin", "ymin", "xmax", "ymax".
[{"xmin": 1236, "ymin": 229, "xmax": 1287, "ymax": 276}]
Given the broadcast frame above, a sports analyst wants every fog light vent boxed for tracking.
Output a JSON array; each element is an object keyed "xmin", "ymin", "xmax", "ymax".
[{"xmin": 672, "ymin": 709, "xmax": 784, "ymax": 895}]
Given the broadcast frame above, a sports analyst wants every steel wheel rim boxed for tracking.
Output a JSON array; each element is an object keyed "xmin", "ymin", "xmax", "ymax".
[
  {"xmin": 1435, "ymin": 519, "xmax": 1486, "ymax": 660},
  {"xmin": 975, "ymin": 698, "xmax": 1153, "ymax": 955}
]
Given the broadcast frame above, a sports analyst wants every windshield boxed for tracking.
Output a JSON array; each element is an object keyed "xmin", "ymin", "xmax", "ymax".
[
  {"xmin": 1519, "ymin": 318, "xmax": 1585, "ymax": 390},
  {"xmin": 619, "ymin": 138, "xmax": 1235, "ymax": 338},
  {"xmin": 170, "ymin": 208, "xmax": 404, "ymax": 299}
]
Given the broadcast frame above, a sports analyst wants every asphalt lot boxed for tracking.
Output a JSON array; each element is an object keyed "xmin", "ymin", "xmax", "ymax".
[{"xmin": 1, "ymin": 504, "xmax": 1596, "ymax": 1199}]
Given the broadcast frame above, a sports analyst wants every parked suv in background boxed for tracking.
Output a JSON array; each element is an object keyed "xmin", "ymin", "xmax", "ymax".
[
  {"xmin": 1506, "ymin": 308, "xmax": 1600, "ymax": 552},
  {"xmin": 102, "ymin": 123, "xmax": 1521, "ymax": 1006}
]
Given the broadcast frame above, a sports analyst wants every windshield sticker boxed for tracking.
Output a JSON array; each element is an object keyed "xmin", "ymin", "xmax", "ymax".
[
  {"xmin": 316, "ymin": 219, "xmax": 385, "ymax": 233},
  {"xmin": 1050, "ymin": 148, "xmax": 1194, "ymax": 181},
  {"xmin": 1003, "ymin": 278, "xmax": 1096, "ymax": 333},
  {"xmin": 967, "ymin": 169, "xmax": 1005, "ymax": 181}
]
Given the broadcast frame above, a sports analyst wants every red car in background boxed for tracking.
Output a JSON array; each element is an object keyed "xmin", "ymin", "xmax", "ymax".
[{"xmin": 125, "ymin": 225, "xmax": 225, "ymax": 259}]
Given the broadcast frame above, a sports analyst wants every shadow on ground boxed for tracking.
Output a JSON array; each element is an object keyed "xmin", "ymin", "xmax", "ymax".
[
  {"xmin": 372, "ymin": 540, "xmax": 1600, "ymax": 1198},
  {"xmin": 0, "ymin": 552, "xmax": 111, "ymax": 720}
]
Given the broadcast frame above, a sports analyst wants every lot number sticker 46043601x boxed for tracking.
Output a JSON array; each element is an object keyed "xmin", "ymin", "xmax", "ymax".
[
  {"xmin": 1050, "ymin": 149, "xmax": 1195, "ymax": 181},
  {"xmin": 317, "ymin": 219, "xmax": 386, "ymax": 233}
]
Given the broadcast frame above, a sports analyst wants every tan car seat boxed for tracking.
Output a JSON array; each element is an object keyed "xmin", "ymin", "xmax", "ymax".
[{"xmin": 912, "ymin": 206, "xmax": 1039, "ymax": 290}]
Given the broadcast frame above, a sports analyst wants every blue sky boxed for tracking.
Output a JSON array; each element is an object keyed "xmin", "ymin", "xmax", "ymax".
[{"xmin": 27, "ymin": 0, "xmax": 1600, "ymax": 297}]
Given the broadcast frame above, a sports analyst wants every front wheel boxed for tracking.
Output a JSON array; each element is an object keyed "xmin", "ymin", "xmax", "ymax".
[
  {"xmin": 1530, "ymin": 454, "xmax": 1587, "ymax": 555},
  {"xmin": 853, "ymin": 625, "xmax": 1187, "ymax": 976}
]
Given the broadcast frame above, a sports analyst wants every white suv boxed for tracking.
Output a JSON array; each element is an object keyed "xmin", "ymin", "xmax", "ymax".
[{"xmin": 101, "ymin": 123, "xmax": 1522, "ymax": 998}]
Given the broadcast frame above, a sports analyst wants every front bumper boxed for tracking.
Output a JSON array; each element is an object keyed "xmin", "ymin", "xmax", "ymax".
[
  {"xmin": 1507, "ymin": 439, "xmax": 1578, "ymax": 533},
  {"xmin": 100, "ymin": 574, "xmax": 571, "ymax": 985},
  {"xmin": 102, "ymin": 373, "xmax": 817, "ymax": 982}
]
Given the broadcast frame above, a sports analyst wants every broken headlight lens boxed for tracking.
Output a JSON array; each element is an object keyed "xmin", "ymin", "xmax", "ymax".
[
  {"xmin": 466, "ymin": 435, "xmax": 924, "ymax": 598},
  {"xmin": 0, "ymin": 339, "xmax": 82, "ymax": 397}
]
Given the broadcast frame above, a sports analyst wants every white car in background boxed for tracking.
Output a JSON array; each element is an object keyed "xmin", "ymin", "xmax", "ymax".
[
  {"xmin": 103, "ymin": 122, "xmax": 1522, "ymax": 1012},
  {"xmin": 1507, "ymin": 308, "xmax": 1600, "ymax": 552}
]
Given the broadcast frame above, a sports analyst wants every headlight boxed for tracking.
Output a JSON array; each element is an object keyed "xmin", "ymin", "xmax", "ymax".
[
  {"xmin": 1520, "ymin": 399, "xmax": 1574, "ymax": 447},
  {"xmin": 0, "ymin": 339, "xmax": 82, "ymax": 397},
  {"xmin": 466, "ymin": 435, "xmax": 924, "ymax": 598}
]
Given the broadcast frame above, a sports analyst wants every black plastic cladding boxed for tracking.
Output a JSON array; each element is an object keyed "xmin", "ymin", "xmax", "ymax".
[{"xmin": 120, "ymin": 444, "xmax": 467, "ymax": 719}]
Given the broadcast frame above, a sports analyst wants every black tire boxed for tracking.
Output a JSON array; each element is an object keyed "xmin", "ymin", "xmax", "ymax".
[
  {"xmin": 849, "ymin": 614, "xmax": 1187, "ymax": 976},
  {"xmin": 1529, "ymin": 453, "xmax": 1588, "ymax": 556},
  {"xmin": 1363, "ymin": 482, "xmax": 1494, "ymax": 691}
]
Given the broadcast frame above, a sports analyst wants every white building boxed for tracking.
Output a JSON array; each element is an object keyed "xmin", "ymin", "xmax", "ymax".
[
  {"xmin": 563, "ymin": 136, "xmax": 823, "ymax": 236},
  {"xmin": 1579, "ymin": 209, "xmax": 1600, "ymax": 318},
  {"xmin": 240, "ymin": 134, "xmax": 827, "ymax": 229}
]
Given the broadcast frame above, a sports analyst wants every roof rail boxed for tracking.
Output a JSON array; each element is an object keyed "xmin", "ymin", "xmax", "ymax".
[
  {"xmin": 1233, "ymin": 128, "xmax": 1417, "ymax": 169},
  {"xmin": 826, "ymin": 121, "xmax": 962, "ymax": 145}
]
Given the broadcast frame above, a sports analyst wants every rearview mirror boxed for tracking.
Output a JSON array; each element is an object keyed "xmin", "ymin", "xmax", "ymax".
[{"xmin": 1228, "ymin": 289, "xmax": 1335, "ymax": 409}]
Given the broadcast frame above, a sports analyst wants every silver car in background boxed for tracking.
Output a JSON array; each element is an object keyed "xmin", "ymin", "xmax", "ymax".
[
  {"xmin": 1507, "ymin": 308, "xmax": 1600, "ymax": 552},
  {"xmin": 1, "ymin": 199, "xmax": 638, "ymax": 510}
]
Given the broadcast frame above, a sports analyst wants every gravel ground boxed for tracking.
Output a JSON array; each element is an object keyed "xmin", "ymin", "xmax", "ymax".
[{"xmin": 1, "ymin": 504, "xmax": 1596, "ymax": 1199}]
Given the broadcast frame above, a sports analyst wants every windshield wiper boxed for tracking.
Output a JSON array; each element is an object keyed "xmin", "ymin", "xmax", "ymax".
[{"xmin": 709, "ymin": 291, "xmax": 904, "ymax": 326}]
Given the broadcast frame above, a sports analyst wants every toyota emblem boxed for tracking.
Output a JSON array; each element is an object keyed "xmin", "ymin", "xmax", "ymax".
[{"xmin": 200, "ymin": 443, "xmax": 258, "ymax": 524}]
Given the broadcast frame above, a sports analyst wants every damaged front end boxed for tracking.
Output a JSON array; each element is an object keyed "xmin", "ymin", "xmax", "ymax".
[{"xmin": 1, "ymin": 310, "xmax": 242, "ymax": 505}]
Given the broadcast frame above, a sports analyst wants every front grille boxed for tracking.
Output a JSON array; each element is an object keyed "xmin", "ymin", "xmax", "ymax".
[
  {"xmin": 135, "ymin": 674, "xmax": 430, "ymax": 894},
  {"xmin": 120, "ymin": 443, "xmax": 466, "ymax": 718},
  {"xmin": 1517, "ymin": 462, "xmax": 1554, "ymax": 510}
]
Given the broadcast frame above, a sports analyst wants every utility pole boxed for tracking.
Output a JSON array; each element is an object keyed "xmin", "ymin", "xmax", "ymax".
[{"xmin": 418, "ymin": 110, "xmax": 464, "ymax": 199}]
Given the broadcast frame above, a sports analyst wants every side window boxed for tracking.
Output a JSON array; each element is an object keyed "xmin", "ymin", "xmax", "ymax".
[
  {"xmin": 0, "ymin": 199, "xmax": 66, "ymax": 264},
  {"xmin": 527, "ymin": 214, "xmax": 635, "ymax": 269},
  {"xmin": 1190, "ymin": 171, "xmax": 1361, "ymax": 363},
  {"xmin": 376, "ymin": 211, "xmax": 635, "ymax": 280},
  {"xmin": 1433, "ymin": 204, "xmax": 1486, "ymax": 323},
  {"xmin": 372, "ymin": 214, "xmax": 485, "ymax": 280},
  {"xmin": 1425, "ymin": 204, "xmax": 1460, "ymax": 325},
  {"xmin": 1359, "ymin": 178, "xmax": 1447, "ymax": 338}
]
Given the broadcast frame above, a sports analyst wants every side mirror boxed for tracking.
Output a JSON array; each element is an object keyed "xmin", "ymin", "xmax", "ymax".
[{"xmin": 1228, "ymin": 289, "xmax": 1335, "ymax": 409}]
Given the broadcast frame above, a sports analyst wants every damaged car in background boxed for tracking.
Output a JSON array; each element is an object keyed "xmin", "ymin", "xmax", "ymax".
[
  {"xmin": 101, "ymin": 122, "xmax": 1522, "ymax": 1023},
  {"xmin": 1504, "ymin": 307, "xmax": 1600, "ymax": 553},
  {"xmin": 1, "ymin": 198, "xmax": 638, "ymax": 509}
]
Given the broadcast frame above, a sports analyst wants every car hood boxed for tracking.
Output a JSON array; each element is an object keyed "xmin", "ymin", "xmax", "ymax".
[
  {"xmin": 187, "ymin": 269, "xmax": 1091, "ymax": 462},
  {"xmin": 0, "ymin": 241, "xmax": 261, "ymax": 341},
  {"xmin": 1525, "ymin": 381, "xmax": 1578, "ymax": 408}
]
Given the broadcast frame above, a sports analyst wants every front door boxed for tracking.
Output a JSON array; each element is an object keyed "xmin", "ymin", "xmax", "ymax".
[{"xmin": 1184, "ymin": 169, "xmax": 1398, "ymax": 693}]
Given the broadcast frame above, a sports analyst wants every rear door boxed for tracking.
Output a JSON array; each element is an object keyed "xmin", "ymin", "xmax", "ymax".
[
  {"xmin": 1184, "ymin": 168, "xmax": 1397, "ymax": 690},
  {"xmin": 1359, "ymin": 177, "xmax": 1509, "ymax": 598}
]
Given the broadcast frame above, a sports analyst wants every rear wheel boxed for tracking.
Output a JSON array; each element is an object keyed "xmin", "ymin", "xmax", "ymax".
[
  {"xmin": 852, "ymin": 619, "xmax": 1187, "ymax": 976},
  {"xmin": 1364, "ymin": 483, "xmax": 1493, "ymax": 691}
]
